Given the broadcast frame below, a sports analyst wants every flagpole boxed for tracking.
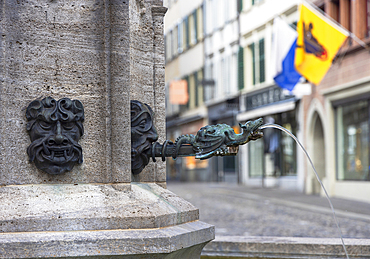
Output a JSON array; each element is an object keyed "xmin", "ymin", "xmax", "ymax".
[
  {"xmin": 301, "ymin": 0, "xmax": 369, "ymax": 50},
  {"xmin": 350, "ymin": 33, "xmax": 370, "ymax": 51}
]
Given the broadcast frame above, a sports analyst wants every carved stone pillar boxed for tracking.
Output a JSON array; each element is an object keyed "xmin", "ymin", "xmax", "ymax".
[{"xmin": 0, "ymin": 1, "xmax": 214, "ymax": 258}]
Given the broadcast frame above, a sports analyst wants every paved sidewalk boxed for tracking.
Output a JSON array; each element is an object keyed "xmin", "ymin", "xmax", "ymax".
[{"xmin": 168, "ymin": 182, "xmax": 370, "ymax": 239}]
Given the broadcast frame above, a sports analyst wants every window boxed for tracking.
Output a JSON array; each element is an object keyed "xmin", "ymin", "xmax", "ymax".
[
  {"xmin": 180, "ymin": 69, "xmax": 205, "ymax": 111},
  {"xmin": 212, "ymin": 0, "xmax": 218, "ymax": 31},
  {"xmin": 280, "ymin": 121, "xmax": 296, "ymax": 176},
  {"xmin": 172, "ymin": 26, "xmax": 178, "ymax": 57},
  {"xmin": 340, "ymin": 0, "xmax": 351, "ymax": 32},
  {"xmin": 197, "ymin": 6, "xmax": 204, "ymax": 42},
  {"xmin": 188, "ymin": 74, "xmax": 196, "ymax": 108},
  {"xmin": 196, "ymin": 69, "xmax": 204, "ymax": 106},
  {"xmin": 328, "ymin": 0, "xmax": 370, "ymax": 39},
  {"xmin": 336, "ymin": 100, "xmax": 370, "ymax": 181},
  {"xmin": 165, "ymin": 29, "xmax": 179, "ymax": 62},
  {"xmin": 248, "ymin": 138, "xmax": 264, "ymax": 177},
  {"xmin": 231, "ymin": 52, "xmax": 238, "ymax": 93},
  {"xmin": 224, "ymin": 156, "xmax": 236, "ymax": 172},
  {"xmin": 329, "ymin": 0, "xmax": 339, "ymax": 22},
  {"xmin": 248, "ymin": 111, "xmax": 297, "ymax": 178},
  {"xmin": 248, "ymin": 43, "xmax": 256, "ymax": 85},
  {"xmin": 178, "ymin": 7, "xmax": 203, "ymax": 52},
  {"xmin": 183, "ymin": 17, "xmax": 189, "ymax": 50},
  {"xmin": 204, "ymin": 63, "xmax": 215, "ymax": 102},
  {"xmin": 219, "ymin": 56, "xmax": 232, "ymax": 95},
  {"xmin": 165, "ymin": 31, "xmax": 172, "ymax": 62},
  {"xmin": 193, "ymin": 10, "xmax": 198, "ymax": 44},
  {"xmin": 221, "ymin": 58, "xmax": 225, "ymax": 95},
  {"xmin": 178, "ymin": 22, "xmax": 183, "ymax": 54},
  {"xmin": 356, "ymin": 0, "xmax": 368, "ymax": 39},
  {"xmin": 224, "ymin": 0, "xmax": 229, "ymax": 23},
  {"xmin": 252, "ymin": 0, "xmax": 263, "ymax": 6},
  {"xmin": 189, "ymin": 11, "xmax": 197, "ymax": 46},
  {"xmin": 180, "ymin": 75, "xmax": 190, "ymax": 112},
  {"xmin": 225, "ymin": 56, "xmax": 231, "ymax": 95}
]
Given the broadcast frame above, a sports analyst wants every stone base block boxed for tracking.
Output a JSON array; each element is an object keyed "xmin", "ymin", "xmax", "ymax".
[
  {"xmin": 0, "ymin": 183, "xmax": 199, "ymax": 232},
  {"xmin": 0, "ymin": 221, "xmax": 214, "ymax": 258},
  {"xmin": 0, "ymin": 182, "xmax": 214, "ymax": 258}
]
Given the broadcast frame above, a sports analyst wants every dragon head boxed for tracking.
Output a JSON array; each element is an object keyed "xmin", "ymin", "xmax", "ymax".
[{"xmin": 239, "ymin": 118, "xmax": 264, "ymax": 141}]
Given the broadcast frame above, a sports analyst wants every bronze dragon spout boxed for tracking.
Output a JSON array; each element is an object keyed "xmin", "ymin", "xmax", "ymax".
[
  {"xmin": 130, "ymin": 100, "xmax": 264, "ymax": 174},
  {"xmin": 172, "ymin": 118, "xmax": 264, "ymax": 160}
]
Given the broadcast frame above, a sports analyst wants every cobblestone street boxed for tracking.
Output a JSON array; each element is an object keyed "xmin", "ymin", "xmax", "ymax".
[{"xmin": 168, "ymin": 182, "xmax": 370, "ymax": 239}]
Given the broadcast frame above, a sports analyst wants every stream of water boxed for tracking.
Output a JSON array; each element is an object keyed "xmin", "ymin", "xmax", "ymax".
[{"xmin": 259, "ymin": 123, "xmax": 350, "ymax": 259}]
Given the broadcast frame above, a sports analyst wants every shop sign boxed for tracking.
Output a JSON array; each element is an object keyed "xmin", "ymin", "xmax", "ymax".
[
  {"xmin": 169, "ymin": 80, "xmax": 189, "ymax": 105},
  {"xmin": 246, "ymin": 86, "xmax": 295, "ymax": 111}
]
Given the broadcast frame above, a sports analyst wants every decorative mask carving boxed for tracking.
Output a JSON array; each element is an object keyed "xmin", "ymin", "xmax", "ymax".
[
  {"xmin": 131, "ymin": 100, "xmax": 159, "ymax": 174},
  {"xmin": 26, "ymin": 97, "xmax": 84, "ymax": 175}
]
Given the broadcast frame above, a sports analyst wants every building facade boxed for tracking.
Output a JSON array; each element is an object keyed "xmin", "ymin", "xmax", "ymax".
[
  {"xmin": 164, "ymin": 0, "xmax": 370, "ymax": 202},
  {"xmin": 203, "ymin": 0, "xmax": 242, "ymax": 183},
  {"xmin": 164, "ymin": 0, "xmax": 209, "ymax": 181},
  {"xmin": 300, "ymin": 0, "xmax": 370, "ymax": 202},
  {"xmin": 237, "ymin": 0, "xmax": 304, "ymax": 191}
]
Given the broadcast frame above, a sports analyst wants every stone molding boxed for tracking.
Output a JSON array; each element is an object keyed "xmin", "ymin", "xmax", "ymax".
[
  {"xmin": 152, "ymin": 6, "xmax": 168, "ymax": 16},
  {"xmin": 1, "ymin": 221, "xmax": 214, "ymax": 259}
]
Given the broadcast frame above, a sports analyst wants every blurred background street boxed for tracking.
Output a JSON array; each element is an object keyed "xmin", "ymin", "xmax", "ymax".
[
  {"xmin": 168, "ymin": 182, "xmax": 370, "ymax": 239},
  {"xmin": 164, "ymin": 0, "xmax": 370, "ymax": 206}
]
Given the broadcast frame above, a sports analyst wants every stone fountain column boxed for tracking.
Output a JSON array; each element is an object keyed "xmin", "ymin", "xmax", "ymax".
[{"xmin": 0, "ymin": 0, "xmax": 214, "ymax": 258}]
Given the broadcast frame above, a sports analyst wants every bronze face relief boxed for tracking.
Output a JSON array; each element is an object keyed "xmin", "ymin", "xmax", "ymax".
[
  {"xmin": 26, "ymin": 97, "xmax": 84, "ymax": 175},
  {"xmin": 131, "ymin": 100, "xmax": 159, "ymax": 174}
]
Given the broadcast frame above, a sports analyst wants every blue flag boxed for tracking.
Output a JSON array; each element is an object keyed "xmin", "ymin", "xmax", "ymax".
[{"xmin": 271, "ymin": 17, "xmax": 302, "ymax": 91}]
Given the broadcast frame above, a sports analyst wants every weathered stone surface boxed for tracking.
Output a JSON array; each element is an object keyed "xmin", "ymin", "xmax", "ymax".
[
  {"xmin": 0, "ymin": 1, "xmax": 214, "ymax": 258},
  {"xmin": 202, "ymin": 236, "xmax": 370, "ymax": 259},
  {"xmin": 152, "ymin": 6, "xmax": 168, "ymax": 185},
  {"xmin": 129, "ymin": 1, "xmax": 167, "ymax": 184},
  {"xmin": 0, "ymin": 183, "xmax": 199, "ymax": 233},
  {"xmin": 0, "ymin": 221, "xmax": 214, "ymax": 259},
  {"xmin": 0, "ymin": 0, "xmax": 131, "ymax": 185}
]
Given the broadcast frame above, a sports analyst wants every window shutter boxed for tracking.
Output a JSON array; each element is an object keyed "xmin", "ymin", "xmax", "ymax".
[
  {"xmin": 250, "ymin": 43, "xmax": 256, "ymax": 85},
  {"xmin": 237, "ymin": 0, "xmax": 243, "ymax": 13},
  {"xmin": 238, "ymin": 47, "xmax": 244, "ymax": 90},
  {"xmin": 185, "ymin": 17, "xmax": 190, "ymax": 49},
  {"xmin": 259, "ymin": 38, "xmax": 265, "ymax": 83},
  {"xmin": 194, "ymin": 71, "xmax": 199, "ymax": 107},
  {"xmin": 184, "ymin": 75, "xmax": 190, "ymax": 110},
  {"xmin": 193, "ymin": 10, "xmax": 198, "ymax": 44}
]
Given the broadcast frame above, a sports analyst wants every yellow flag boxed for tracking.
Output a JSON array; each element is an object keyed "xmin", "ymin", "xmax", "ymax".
[{"xmin": 295, "ymin": 3, "xmax": 348, "ymax": 85}]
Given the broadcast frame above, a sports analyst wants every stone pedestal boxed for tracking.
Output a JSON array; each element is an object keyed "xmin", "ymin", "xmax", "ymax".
[
  {"xmin": 0, "ymin": 183, "xmax": 214, "ymax": 258},
  {"xmin": 0, "ymin": 0, "xmax": 214, "ymax": 258}
]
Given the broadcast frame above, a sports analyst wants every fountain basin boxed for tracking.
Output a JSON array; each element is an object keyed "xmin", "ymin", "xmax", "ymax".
[{"xmin": 202, "ymin": 236, "xmax": 370, "ymax": 259}]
